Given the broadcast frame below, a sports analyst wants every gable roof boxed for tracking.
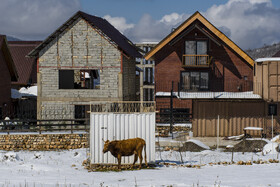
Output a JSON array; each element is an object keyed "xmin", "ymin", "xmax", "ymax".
[
  {"xmin": 144, "ymin": 11, "xmax": 254, "ymax": 66},
  {"xmin": 28, "ymin": 11, "xmax": 141, "ymax": 58},
  {"xmin": 8, "ymin": 41, "xmax": 41, "ymax": 85},
  {"xmin": 0, "ymin": 35, "xmax": 18, "ymax": 81},
  {"xmin": 273, "ymin": 50, "xmax": 280, "ymax": 57}
]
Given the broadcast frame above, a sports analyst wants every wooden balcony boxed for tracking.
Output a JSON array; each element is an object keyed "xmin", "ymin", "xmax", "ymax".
[{"xmin": 182, "ymin": 55, "xmax": 210, "ymax": 67}]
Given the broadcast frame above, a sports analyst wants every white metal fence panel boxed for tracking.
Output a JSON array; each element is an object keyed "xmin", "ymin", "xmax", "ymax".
[{"xmin": 90, "ymin": 112, "xmax": 155, "ymax": 164}]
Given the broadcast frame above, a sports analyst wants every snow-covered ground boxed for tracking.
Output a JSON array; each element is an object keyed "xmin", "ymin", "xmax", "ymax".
[
  {"xmin": 11, "ymin": 86, "xmax": 37, "ymax": 99},
  {"xmin": 0, "ymin": 147, "xmax": 280, "ymax": 186}
]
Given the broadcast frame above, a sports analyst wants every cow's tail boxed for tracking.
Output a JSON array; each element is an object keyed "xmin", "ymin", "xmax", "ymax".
[{"xmin": 144, "ymin": 141, "xmax": 147, "ymax": 167}]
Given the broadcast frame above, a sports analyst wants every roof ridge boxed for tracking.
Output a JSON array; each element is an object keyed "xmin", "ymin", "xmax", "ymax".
[
  {"xmin": 144, "ymin": 11, "xmax": 253, "ymax": 66},
  {"xmin": 28, "ymin": 10, "xmax": 141, "ymax": 58}
]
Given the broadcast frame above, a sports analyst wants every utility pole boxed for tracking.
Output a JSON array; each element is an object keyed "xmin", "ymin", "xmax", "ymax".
[{"xmin": 170, "ymin": 81, "xmax": 174, "ymax": 139}]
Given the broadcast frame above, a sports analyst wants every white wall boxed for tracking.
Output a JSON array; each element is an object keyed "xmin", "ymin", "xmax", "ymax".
[{"xmin": 90, "ymin": 112, "xmax": 155, "ymax": 164}]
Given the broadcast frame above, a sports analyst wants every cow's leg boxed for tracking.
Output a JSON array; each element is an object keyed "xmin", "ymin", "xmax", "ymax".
[
  {"xmin": 132, "ymin": 153, "xmax": 138, "ymax": 168},
  {"xmin": 138, "ymin": 151, "xmax": 143, "ymax": 169},
  {"xmin": 117, "ymin": 154, "xmax": 121, "ymax": 170}
]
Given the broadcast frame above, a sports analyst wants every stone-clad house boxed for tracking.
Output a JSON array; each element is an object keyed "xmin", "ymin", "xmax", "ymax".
[{"xmin": 28, "ymin": 11, "xmax": 142, "ymax": 119}]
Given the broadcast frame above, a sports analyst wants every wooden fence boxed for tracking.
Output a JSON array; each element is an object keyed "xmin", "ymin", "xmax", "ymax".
[{"xmin": 192, "ymin": 100, "xmax": 279, "ymax": 137}]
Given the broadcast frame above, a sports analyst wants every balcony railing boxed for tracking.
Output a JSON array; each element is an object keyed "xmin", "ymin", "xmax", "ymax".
[
  {"xmin": 182, "ymin": 55, "xmax": 210, "ymax": 67},
  {"xmin": 156, "ymin": 80, "xmax": 254, "ymax": 93}
]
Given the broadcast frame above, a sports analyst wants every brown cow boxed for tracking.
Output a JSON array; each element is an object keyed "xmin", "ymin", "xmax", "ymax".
[{"xmin": 103, "ymin": 137, "xmax": 147, "ymax": 169}]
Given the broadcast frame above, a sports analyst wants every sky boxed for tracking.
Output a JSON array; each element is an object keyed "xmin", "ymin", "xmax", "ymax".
[{"xmin": 1, "ymin": 0, "xmax": 280, "ymax": 50}]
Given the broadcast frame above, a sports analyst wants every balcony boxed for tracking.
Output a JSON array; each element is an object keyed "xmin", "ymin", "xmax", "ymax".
[{"xmin": 182, "ymin": 55, "xmax": 210, "ymax": 67}]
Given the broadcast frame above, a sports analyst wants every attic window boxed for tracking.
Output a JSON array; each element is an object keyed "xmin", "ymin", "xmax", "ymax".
[
  {"xmin": 59, "ymin": 69, "xmax": 100, "ymax": 89},
  {"xmin": 184, "ymin": 40, "xmax": 208, "ymax": 66}
]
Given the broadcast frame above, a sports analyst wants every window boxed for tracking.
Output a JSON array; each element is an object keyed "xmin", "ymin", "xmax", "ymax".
[
  {"xmin": 184, "ymin": 40, "xmax": 208, "ymax": 65},
  {"xmin": 160, "ymin": 108, "xmax": 190, "ymax": 123},
  {"xmin": 144, "ymin": 67, "xmax": 154, "ymax": 84},
  {"xmin": 59, "ymin": 70, "xmax": 74, "ymax": 89},
  {"xmin": 59, "ymin": 69, "xmax": 100, "ymax": 89},
  {"xmin": 268, "ymin": 104, "xmax": 277, "ymax": 116},
  {"xmin": 75, "ymin": 105, "xmax": 90, "ymax": 124},
  {"xmin": 75, "ymin": 105, "xmax": 85, "ymax": 119},
  {"xmin": 181, "ymin": 71, "xmax": 209, "ymax": 91}
]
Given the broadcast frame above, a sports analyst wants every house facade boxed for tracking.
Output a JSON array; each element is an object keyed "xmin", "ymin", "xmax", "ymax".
[
  {"xmin": 28, "ymin": 11, "xmax": 141, "ymax": 119},
  {"xmin": 145, "ymin": 12, "xmax": 254, "ymax": 124},
  {"xmin": 0, "ymin": 35, "xmax": 18, "ymax": 118}
]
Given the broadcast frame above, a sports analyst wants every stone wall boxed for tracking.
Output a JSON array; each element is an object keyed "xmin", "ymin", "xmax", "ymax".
[{"xmin": 0, "ymin": 133, "xmax": 89, "ymax": 151}]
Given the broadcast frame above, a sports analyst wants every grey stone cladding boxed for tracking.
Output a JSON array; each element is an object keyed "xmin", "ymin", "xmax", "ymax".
[{"xmin": 37, "ymin": 18, "xmax": 136, "ymax": 119}]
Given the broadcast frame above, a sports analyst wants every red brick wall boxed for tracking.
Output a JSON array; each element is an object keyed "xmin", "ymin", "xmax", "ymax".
[
  {"xmin": 156, "ymin": 97, "xmax": 192, "ymax": 111},
  {"xmin": 0, "ymin": 50, "xmax": 12, "ymax": 117},
  {"xmin": 155, "ymin": 25, "xmax": 253, "ymax": 93},
  {"xmin": 156, "ymin": 97, "xmax": 193, "ymax": 123},
  {"xmin": 154, "ymin": 23, "xmax": 253, "ymax": 114}
]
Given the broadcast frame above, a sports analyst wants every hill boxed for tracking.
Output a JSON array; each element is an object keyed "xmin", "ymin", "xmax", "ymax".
[
  {"xmin": 246, "ymin": 42, "xmax": 280, "ymax": 60},
  {"xmin": 6, "ymin": 35, "xmax": 21, "ymax": 41}
]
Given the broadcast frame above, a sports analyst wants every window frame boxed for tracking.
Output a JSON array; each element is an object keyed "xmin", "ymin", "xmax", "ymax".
[
  {"xmin": 268, "ymin": 103, "xmax": 277, "ymax": 116},
  {"xmin": 58, "ymin": 69, "xmax": 100, "ymax": 90},
  {"xmin": 180, "ymin": 71, "xmax": 209, "ymax": 91},
  {"xmin": 185, "ymin": 40, "xmax": 208, "ymax": 55}
]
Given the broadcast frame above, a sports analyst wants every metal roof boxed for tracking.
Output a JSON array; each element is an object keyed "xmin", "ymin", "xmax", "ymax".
[
  {"xmin": 28, "ymin": 11, "xmax": 142, "ymax": 58},
  {"xmin": 0, "ymin": 35, "xmax": 18, "ymax": 81},
  {"xmin": 8, "ymin": 41, "xmax": 41, "ymax": 85},
  {"xmin": 273, "ymin": 50, "xmax": 280, "ymax": 57}
]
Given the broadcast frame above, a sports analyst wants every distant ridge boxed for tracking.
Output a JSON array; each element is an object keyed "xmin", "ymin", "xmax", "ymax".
[
  {"xmin": 6, "ymin": 35, "xmax": 21, "ymax": 41},
  {"xmin": 246, "ymin": 42, "xmax": 280, "ymax": 60}
]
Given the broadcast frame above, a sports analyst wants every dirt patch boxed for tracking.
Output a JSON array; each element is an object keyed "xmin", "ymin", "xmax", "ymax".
[
  {"xmin": 233, "ymin": 139, "xmax": 268, "ymax": 152},
  {"xmin": 180, "ymin": 141, "xmax": 208, "ymax": 152},
  {"xmin": 82, "ymin": 159, "xmax": 155, "ymax": 172}
]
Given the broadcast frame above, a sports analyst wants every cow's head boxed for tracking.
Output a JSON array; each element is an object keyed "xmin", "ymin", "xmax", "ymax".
[{"xmin": 102, "ymin": 140, "xmax": 110, "ymax": 153}]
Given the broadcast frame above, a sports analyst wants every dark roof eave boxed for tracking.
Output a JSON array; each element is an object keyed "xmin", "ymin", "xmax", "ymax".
[{"xmin": 28, "ymin": 11, "xmax": 142, "ymax": 58}]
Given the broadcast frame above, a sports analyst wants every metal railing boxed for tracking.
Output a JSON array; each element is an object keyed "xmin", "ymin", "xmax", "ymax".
[
  {"xmin": 156, "ymin": 80, "xmax": 255, "ymax": 93},
  {"xmin": 182, "ymin": 55, "xmax": 210, "ymax": 66},
  {"xmin": 89, "ymin": 101, "xmax": 155, "ymax": 113},
  {"xmin": 0, "ymin": 119, "xmax": 89, "ymax": 134}
]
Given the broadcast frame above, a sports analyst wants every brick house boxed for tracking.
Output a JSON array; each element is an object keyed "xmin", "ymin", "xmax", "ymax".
[
  {"xmin": 0, "ymin": 35, "xmax": 18, "ymax": 118},
  {"xmin": 144, "ymin": 12, "xmax": 254, "ymax": 124},
  {"xmin": 8, "ymin": 41, "xmax": 41, "ymax": 119},
  {"xmin": 28, "ymin": 11, "xmax": 141, "ymax": 119}
]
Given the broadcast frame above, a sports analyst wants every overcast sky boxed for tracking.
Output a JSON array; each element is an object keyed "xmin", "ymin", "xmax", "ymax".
[{"xmin": 1, "ymin": 0, "xmax": 280, "ymax": 50}]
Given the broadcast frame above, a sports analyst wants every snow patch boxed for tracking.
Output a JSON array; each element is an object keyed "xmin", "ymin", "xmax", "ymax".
[
  {"xmin": 271, "ymin": 135, "xmax": 280, "ymax": 142},
  {"xmin": 255, "ymin": 57, "xmax": 280, "ymax": 62},
  {"xmin": 156, "ymin": 91, "xmax": 261, "ymax": 99},
  {"xmin": 262, "ymin": 142, "xmax": 279, "ymax": 155},
  {"xmin": 11, "ymin": 86, "xmax": 37, "ymax": 99},
  {"xmin": 244, "ymin": 127, "xmax": 263, "ymax": 131},
  {"xmin": 2, "ymin": 152, "xmax": 20, "ymax": 162},
  {"xmin": 34, "ymin": 153, "xmax": 41, "ymax": 159}
]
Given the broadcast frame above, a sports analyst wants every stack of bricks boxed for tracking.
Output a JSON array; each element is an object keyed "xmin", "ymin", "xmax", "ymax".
[{"xmin": 0, "ymin": 134, "xmax": 89, "ymax": 151}]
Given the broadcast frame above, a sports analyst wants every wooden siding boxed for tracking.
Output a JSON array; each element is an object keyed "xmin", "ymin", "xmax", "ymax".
[
  {"xmin": 192, "ymin": 100, "xmax": 274, "ymax": 137},
  {"xmin": 254, "ymin": 60, "xmax": 280, "ymax": 102}
]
